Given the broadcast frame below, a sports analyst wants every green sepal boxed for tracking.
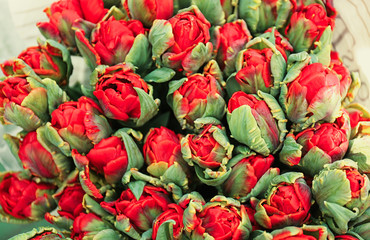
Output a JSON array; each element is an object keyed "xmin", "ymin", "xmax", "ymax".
[
  {"xmin": 194, "ymin": 164, "xmax": 232, "ymax": 186},
  {"xmin": 312, "ymin": 168, "xmax": 352, "ymax": 207},
  {"xmin": 22, "ymin": 87, "xmax": 49, "ymax": 122},
  {"xmin": 310, "ymin": 26, "xmax": 332, "ymax": 66},
  {"xmin": 203, "ymin": 60, "xmax": 225, "ymax": 87},
  {"xmin": 0, "ymin": 207, "xmax": 34, "ymax": 224},
  {"xmin": 114, "ymin": 128, "xmax": 144, "ymax": 171},
  {"xmin": 300, "ymin": 146, "xmax": 332, "ymax": 176},
  {"xmin": 94, "ymin": 229, "xmax": 122, "ymax": 240},
  {"xmin": 83, "ymin": 194, "xmax": 111, "ymax": 218},
  {"xmin": 3, "ymin": 102, "xmax": 43, "ymax": 132},
  {"xmin": 167, "ymin": 78, "xmax": 187, "ymax": 108},
  {"xmin": 75, "ymin": 28, "xmax": 100, "ymax": 70},
  {"xmin": 44, "ymin": 38, "xmax": 73, "ymax": 82},
  {"xmin": 193, "ymin": 117, "xmax": 222, "ymax": 130},
  {"xmin": 346, "ymin": 136, "xmax": 370, "ymax": 174},
  {"xmin": 143, "ymin": 67, "xmax": 176, "ymax": 83},
  {"xmin": 102, "ymin": 5, "xmax": 128, "ymax": 21},
  {"xmin": 227, "ymin": 105, "xmax": 270, "ymax": 156},
  {"xmin": 135, "ymin": 87, "xmax": 160, "ymax": 127},
  {"xmin": 181, "ymin": 42, "xmax": 213, "ymax": 75},
  {"xmin": 8, "ymin": 227, "xmax": 65, "ymax": 240},
  {"xmin": 281, "ymin": 52, "xmax": 311, "ymax": 84},
  {"xmin": 2, "ymin": 134, "xmax": 23, "ymax": 168},
  {"xmin": 128, "ymin": 181, "xmax": 146, "ymax": 201},
  {"xmin": 279, "ymin": 134, "xmax": 302, "ymax": 166},
  {"xmin": 239, "ymin": 167, "xmax": 280, "ymax": 203},
  {"xmin": 40, "ymin": 78, "xmax": 70, "ymax": 114},
  {"xmin": 115, "ymin": 214, "xmax": 144, "ymax": 240},
  {"xmin": 275, "ymin": 0, "xmax": 295, "ymax": 29},
  {"xmin": 322, "ymin": 201, "xmax": 359, "ymax": 234},
  {"xmin": 36, "ymin": 123, "xmax": 72, "ymax": 157},
  {"xmin": 191, "ymin": 0, "xmax": 225, "ymax": 25},
  {"xmin": 141, "ymin": 229, "xmax": 153, "ymax": 240},
  {"xmin": 238, "ymin": 0, "xmax": 261, "ymax": 34},
  {"xmin": 149, "ymin": 20, "xmax": 175, "ymax": 65},
  {"xmin": 44, "ymin": 213, "xmax": 74, "ymax": 232},
  {"xmin": 155, "ymin": 220, "xmax": 177, "ymax": 240},
  {"xmin": 123, "ymin": 168, "xmax": 185, "ymax": 202},
  {"xmin": 126, "ymin": 34, "xmax": 152, "ymax": 74}
]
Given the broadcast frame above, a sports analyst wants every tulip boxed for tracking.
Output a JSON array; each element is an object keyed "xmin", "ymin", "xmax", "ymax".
[
  {"xmin": 49, "ymin": 97, "xmax": 112, "ymax": 155},
  {"xmin": 123, "ymin": 0, "xmax": 174, "ymax": 27},
  {"xmin": 0, "ymin": 76, "xmax": 48, "ymax": 131},
  {"xmin": 222, "ymin": 155, "xmax": 276, "ymax": 199},
  {"xmin": 251, "ymin": 172, "xmax": 312, "ymax": 229},
  {"xmin": 168, "ymin": 73, "xmax": 226, "ymax": 129},
  {"xmin": 286, "ymin": 3, "xmax": 335, "ymax": 52},
  {"xmin": 18, "ymin": 131, "xmax": 72, "ymax": 180},
  {"xmin": 0, "ymin": 172, "xmax": 56, "ymax": 221},
  {"xmin": 213, "ymin": 20, "xmax": 252, "ymax": 75},
  {"xmin": 101, "ymin": 186, "xmax": 172, "ymax": 233},
  {"xmin": 252, "ymin": 225, "xmax": 334, "ymax": 240},
  {"xmin": 149, "ymin": 6, "xmax": 213, "ymax": 75},
  {"xmin": 262, "ymin": 28, "xmax": 294, "ymax": 61},
  {"xmin": 37, "ymin": 0, "xmax": 108, "ymax": 51},
  {"xmin": 239, "ymin": 0, "xmax": 296, "ymax": 34},
  {"xmin": 280, "ymin": 114, "xmax": 349, "ymax": 176},
  {"xmin": 181, "ymin": 124, "xmax": 234, "ymax": 186},
  {"xmin": 184, "ymin": 196, "xmax": 252, "ymax": 240},
  {"xmin": 312, "ymin": 159, "xmax": 370, "ymax": 234},
  {"xmin": 8, "ymin": 227, "xmax": 65, "ymax": 240},
  {"xmin": 226, "ymin": 36, "xmax": 287, "ymax": 98},
  {"xmin": 70, "ymin": 213, "xmax": 112, "ymax": 240},
  {"xmin": 1, "ymin": 40, "xmax": 72, "ymax": 87},
  {"xmin": 75, "ymin": 17, "xmax": 151, "ymax": 71},
  {"xmin": 227, "ymin": 91, "xmax": 287, "ymax": 156},
  {"xmin": 280, "ymin": 61, "xmax": 341, "ymax": 131},
  {"xmin": 152, "ymin": 204, "xmax": 185, "ymax": 240},
  {"xmin": 91, "ymin": 64, "xmax": 159, "ymax": 127}
]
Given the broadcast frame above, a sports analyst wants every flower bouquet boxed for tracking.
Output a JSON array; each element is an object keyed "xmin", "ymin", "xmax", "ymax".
[{"xmin": 0, "ymin": 0, "xmax": 369, "ymax": 239}]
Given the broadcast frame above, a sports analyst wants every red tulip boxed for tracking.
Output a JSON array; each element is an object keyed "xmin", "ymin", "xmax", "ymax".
[
  {"xmin": 0, "ymin": 172, "xmax": 56, "ymax": 220},
  {"xmin": 37, "ymin": 0, "xmax": 108, "ymax": 50},
  {"xmin": 330, "ymin": 51, "xmax": 352, "ymax": 101},
  {"xmin": 101, "ymin": 186, "xmax": 172, "ymax": 232},
  {"xmin": 55, "ymin": 184, "xmax": 85, "ymax": 220},
  {"xmin": 152, "ymin": 204, "xmax": 184, "ymax": 240},
  {"xmin": 93, "ymin": 64, "xmax": 149, "ymax": 122},
  {"xmin": 143, "ymin": 127, "xmax": 181, "ymax": 167}
]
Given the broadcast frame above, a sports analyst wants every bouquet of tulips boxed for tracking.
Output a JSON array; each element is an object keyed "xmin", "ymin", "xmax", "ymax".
[{"xmin": 1, "ymin": 0, "xmax": 369, "ymax": 239}]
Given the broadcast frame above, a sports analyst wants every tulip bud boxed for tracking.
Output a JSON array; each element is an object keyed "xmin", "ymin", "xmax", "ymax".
[
  {"xmin": 168, "ymin": 72, "xmax": 226, "ymax": 129},
  {"xmin": 239, "ymin": 0, "xmax": 296, "ymax": 34},
  {"xmin": 1, "ymin": 40, "xmax": 72, "ymax": 87},
  {"xmin": 149, "ymin": 6, "xmax": 213, "ymax": 75},
  {"xmin": 8, "ymin": 227, "xmax": 65, "ymax": 240},
  {"xmin": 0, "ymin": 172, "xmax": 56, "ymax": 222},
  {"xmin": 279, "ymin": 59, "xmax": 341, "ymax": 131},
  {"xmin": 280, "ymin": 114, "xmax": 349, "ymax": 176},
  {"xmin": 90, "ymin": 64, "xmax": 159, "ymax": 127},
  {"xmin": 183, "ymin": 195, "xmax": 252, "ymax": 239},
  {"xmin": 227, "ymin": 91, "xmax": 287, "ymax": 156},
  {"xmin": 123, "ymin": 0, "xmax": 174, "ymax": 27},
  {"xmin": 312, "ymin": 159, "xmax": 370, "ymax": 234},
  {"xmin": 252, "ymin": 172, "xmax": 312, "ymax": 229},
  {"xmin": 181, "ymin": 124, "xmax": 234, "ymax": 186},
  {"xmin": 0, "ymin": 76, "xmax": 48, "ymax": 131}
]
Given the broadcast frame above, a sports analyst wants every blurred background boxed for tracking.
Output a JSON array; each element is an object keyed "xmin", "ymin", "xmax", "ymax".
[{"xmin": 0, "ymin": 0, "xmax": 369, "ymax": 238}]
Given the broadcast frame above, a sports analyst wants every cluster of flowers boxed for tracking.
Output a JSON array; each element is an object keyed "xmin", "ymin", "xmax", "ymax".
[{"xmin": 0, "ymin": 0, "xmax": 369, "ymax": 239}]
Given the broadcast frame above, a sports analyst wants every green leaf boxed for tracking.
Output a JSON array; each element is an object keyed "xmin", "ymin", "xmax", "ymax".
[
  {"xmin": 191, "ymin": 0, "xmax": 225, "ymax": 25},
  {"xmin": 149, "ymin": 20, "xmax": 174, "ymax": 62},
  {"xmin": 312, "ymin": 169, "xmax": 352, "ymax": 207},
  {"xmin": 155, "ymin": 220, "xmax": 176, "ymax": 240},
  {"xmin": 21, "ymin": 87, "xmax": 49, "ymax": 122},
  {"xmin": 134, "ymin": 87, "xmax": 159, "ymax": 127},
  {"xmin": 114, "ymin": 128, "xmax": 144, "ymax": 171},
  {"xmin": 144, "ymin": 68, "xmax": 176, "ymax": 83},
  {"xmin": 238, "ymin": 0, "xmax": 262, "ymax": 34},
  {"xmin": 3, "ymin": 103, "xmax": 43, "ymax": 132},
  {"xmin": 126, "ymin": 34, "xmax": 152, "ymax": 73},
  {"xmin": 128, "ymin": 181, "xmax": 146, "ymax": 201}
]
